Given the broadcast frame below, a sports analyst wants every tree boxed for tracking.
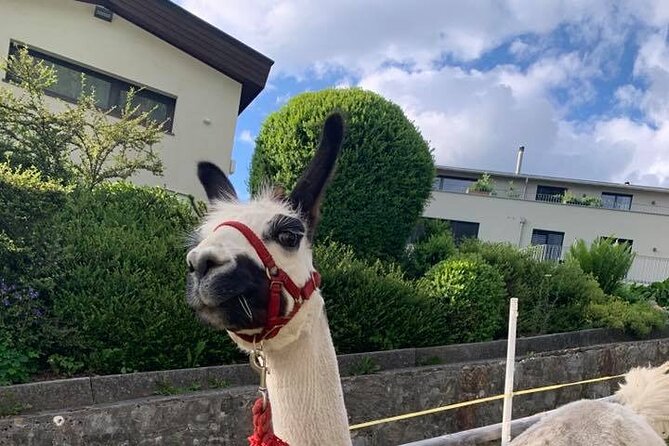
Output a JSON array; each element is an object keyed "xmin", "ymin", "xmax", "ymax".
[
  {"xmin": 250, "ymin": 88, "xmax": 435, "ymax": 260},
  {"xmin": 0, "ymin": 47, "xmax": 163, "ymax": 188}
]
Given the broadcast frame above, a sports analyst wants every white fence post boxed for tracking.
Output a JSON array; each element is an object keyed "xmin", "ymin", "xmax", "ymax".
[{"xmin": 501, "ymin": 298, "xmax": 519, "ymax": 446}]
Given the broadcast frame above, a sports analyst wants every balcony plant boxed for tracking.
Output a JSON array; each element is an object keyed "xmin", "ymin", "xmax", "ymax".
[
  {"xmin": 561, "ymin": 192, "xmax": 603, "ymax": 207},
  {"xmin": 468, "ymin": 173, "xmax": 494, "ymax": 195}
]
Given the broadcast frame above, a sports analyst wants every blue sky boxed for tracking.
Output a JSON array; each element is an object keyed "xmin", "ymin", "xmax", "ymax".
[{"xmin": 177, "ymin": 0, "xmax": 669, "ymax": 199}]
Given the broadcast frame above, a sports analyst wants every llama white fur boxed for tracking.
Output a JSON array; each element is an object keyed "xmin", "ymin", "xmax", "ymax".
[
  {"xmin": 511, "ymin": 361, "xmax": 669, "ymax": 446},
  {"xmin": 187, "ymin": 114, "xmax": 352, "ymax": 445}
]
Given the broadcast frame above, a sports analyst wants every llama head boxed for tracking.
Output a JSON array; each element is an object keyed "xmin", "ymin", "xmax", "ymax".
[{"xmin": 186, "ymin": 113, "xmax": 344, "ymax": 352}]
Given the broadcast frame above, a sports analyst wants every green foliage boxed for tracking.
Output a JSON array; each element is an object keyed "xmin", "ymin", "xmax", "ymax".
[
  {"xmin": 402, "ymin": 218, "xmax": 457, "ymax": 279},
  {"xmin": 316, "ymin": 241, "xmax": 439, "ymax": 353},
  {"xmin": 459, "ymin": 240, "xmax": 605, "ymax": 335},
  {"xmin": 0, "ymin": 47, "xmax": 164, "ymax": 187},
  {"xmin": 250, "ymin": 88, "xmax": 435, "ymax": 260},
  {"xmin": 539, "ymin": 262, "xmax": 607, "ymax": 333},
  {"xmin": 47, "ymin": 182, "xmax": 242, "ymax": 375},
  {"xmin": 0, "ymin": 341, "xmax": 38, "ymax": 386},
  {"xmin": 470, "ymin": 173, "xmax": 494, "ymax": 193},
  {"xmin": 567, "ymin": 237, "xmax": 635, "ymax": 294},
  {"xmin": 0, "ymin": 163, "xmax": 66, "ymax": 288},
  {"xmin": 561, "ymin": 192, "xmax": 602, "ymax": 207},
  {"xmin": 587, "ymin": 296, "xmax": 667, "ymax": 337},
  {"xmin": 625, "ymin": 280, "xmax": 669, "ymax": 307},
  {"xmin": 420, "ymin": 256, "xmax": 507, "ymax": 343}
]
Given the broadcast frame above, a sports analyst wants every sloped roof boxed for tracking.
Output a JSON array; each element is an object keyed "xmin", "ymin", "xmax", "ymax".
[{"xmin": 76, "ymin": 0, "xmax": 273, "ymax": 113}]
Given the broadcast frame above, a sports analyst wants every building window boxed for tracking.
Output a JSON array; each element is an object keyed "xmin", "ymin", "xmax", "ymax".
[
  {"xmin": 601, "ymin": 192, "xmax": 632, "ymax": 210},
  {"xmin": 535, "ymin": 185, "xmax": 567, "ymax": 203},
  {"xmin": 531, "ymin": 229, "xmax": 564, "ymax": 261},
  {"xmin": 599, "ymin": 236, "xmax": 633, "ymax": 248},
  {"xmin": 447, "ymin": 220, "xmax": 480, "ymax": 242},
  {"xmin": 433, "ymin": 175, "xmax": 476, "ymax": 193},
  {"xmin": 6, "ymin": 43, "xmax": 176, "ymax": 132}
]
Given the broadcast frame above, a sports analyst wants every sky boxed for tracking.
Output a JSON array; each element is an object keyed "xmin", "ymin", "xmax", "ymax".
[{"xmin": 175, "ymin": 0, "xmax": 669, "ymax": 199}]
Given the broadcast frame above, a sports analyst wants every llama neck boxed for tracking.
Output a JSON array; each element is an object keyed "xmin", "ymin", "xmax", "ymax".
[{"xmin": 265, "ymin": 306, "xmax": 351, "ymax": 446}]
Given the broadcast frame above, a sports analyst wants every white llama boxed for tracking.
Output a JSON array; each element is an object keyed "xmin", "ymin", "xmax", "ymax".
[
  {"xmin": 511, "ymin": 361, "xmax": 669, "ymax": 446},
  {"xmin": 186, "ymin": 113, "xmax": 352, "ymax": 445}
]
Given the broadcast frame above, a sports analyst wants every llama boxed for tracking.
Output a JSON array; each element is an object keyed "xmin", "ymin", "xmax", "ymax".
[
  {"xmin": 510, "ymin": 361, "xmax": 669, "ymax": 446},
  {"xmin": 186, "ymin": 113, "xmax": 352, "ymax": 445}
]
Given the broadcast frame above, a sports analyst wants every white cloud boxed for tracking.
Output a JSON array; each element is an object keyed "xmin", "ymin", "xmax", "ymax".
[
  {"xmin": 177, "ymin": 0, "xmax": 669, "ymax": 185},
  {"xmin": 237, "ymin": 130, "xmax": 254, "ymax": 145},
  {"xmin": 178, "ymin": 0, "xmax": 642, "ymax": 76},
  {"xmin": 357, "ymin": 50, "xmax": 669, "ymax": 184}
]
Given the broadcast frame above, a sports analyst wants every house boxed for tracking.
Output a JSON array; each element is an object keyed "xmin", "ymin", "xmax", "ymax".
[
  {"xmin": 0, "ymin": 0, "xmax": 273, "ymax": 198},
  {"xmin": 425, "ymin": 149, "xmax": 669, "ymax": 284}
]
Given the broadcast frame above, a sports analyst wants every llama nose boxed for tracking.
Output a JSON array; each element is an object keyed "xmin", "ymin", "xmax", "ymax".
[{"xmin": 187, "ymin": 248, "xmax": 229, "ymax": 279}]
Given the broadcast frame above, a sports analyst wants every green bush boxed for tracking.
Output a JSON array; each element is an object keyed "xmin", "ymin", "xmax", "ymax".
[
  {"xmin": 316, "ymin": 242, "xmax": 439, "ymax": 353},
  {"xmin": 0, "ymin": 163, "xmax": 66, "ymax": 289},
  {"xmin": 0, "ymin": 340, "xmax": 37, "ymax": 386},
  {"xmin": 538, "ymin": 262, "xmax": 607, "ymax": 333},
  {"xmin": 419, "ymin": 256, "xmax": 507, "ymax": 343},
  {"xmin": 459, "ymin": 240, "xmax": 605, "ymax": 335},
  {"xmin": 47, "ymin": 182, "xmax": 242, "ymax": 374},
  {"xmin": 625, "ymin": 280, "xmax": 669, "ymax": 307},
  {"xmin": 587, "ymin": 296, "xmax": 667, "ymax": 337},
  {"xmin": 567, "ymin": 238, "xmax": 635, "ymax": 294},
  {"xmin": 250, "ymin": 88, "xmax": 435, "ymax": 260},
  {"xmin": 402, "ymin": 218, "xmax": 457, "ymax": 279}
]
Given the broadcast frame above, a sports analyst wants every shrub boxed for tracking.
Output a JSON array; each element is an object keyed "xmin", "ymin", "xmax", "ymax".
[
  {"xmin": 587, "ymin": 296, "xmax": 667, "ymax": 337},
  {"xmin": 47, "ymin": 182, "xmax": 242, "ymax": 375},
  {"xmin": 567, "ymin": 238, "xmax": 635, "ymax": 294},
  {"xmin": 537, "ymin": 262, "xmax": 607, "ymax": 333},
  {"xmin": 459, "ymin": 240, "xmax": 606, "ymax": 335},
  {"xmin": 0, "ymin": 163, "xmax": 66, "ymax": 289},
  {"xmin": 315, "ymin": 242, "xmax": 439, "ymax": 353},
  {"xmin": 402, "ymin": 218, "xmax": 457, "ymax": 279},
  {"xmin": 0, "ymin": 341, "xmax": 38, "ymax": 386},
  {"xmin": 625, "ymin": 280, "xmax": 669, "ymax": 307},
  {"xmin": 250, "ymin": 88, "xmax": 435, "ymax": 260},
  {"xmin": 419, "ymin": 256, "xmax": 507, "ymax": 343}
]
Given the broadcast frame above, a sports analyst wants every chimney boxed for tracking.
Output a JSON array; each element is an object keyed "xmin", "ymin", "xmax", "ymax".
[{"xmin": 515, "ymin": 146, "xmax": 525, "ymax": 175}]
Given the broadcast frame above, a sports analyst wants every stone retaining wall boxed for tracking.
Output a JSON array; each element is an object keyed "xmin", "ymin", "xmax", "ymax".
[{"xmin": 1, "ymin": 329, "xmax": 668, "ymax": 445}]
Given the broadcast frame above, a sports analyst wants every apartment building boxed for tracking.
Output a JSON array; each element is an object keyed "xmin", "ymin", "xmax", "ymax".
[
  {"xmin": 424, "ymin": 152, "xmax": 669, "ymax": 284},
  {"xmin": 0, "ymin": 0, "xmax": 273, "ymax": 198}
]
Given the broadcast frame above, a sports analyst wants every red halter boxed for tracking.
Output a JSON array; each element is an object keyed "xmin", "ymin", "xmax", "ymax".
[{"xmin": 213, "ymin": 221, "xmax": 321, "ymax": 343}]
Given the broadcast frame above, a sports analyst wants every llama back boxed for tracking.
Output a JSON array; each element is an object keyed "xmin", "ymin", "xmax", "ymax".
[{"xmin": 510, "ymin": 399, "xmax": 665, "ymax": 446}]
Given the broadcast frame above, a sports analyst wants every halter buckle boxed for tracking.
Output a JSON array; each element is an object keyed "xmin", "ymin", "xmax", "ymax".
[{"xmin": 250, "ymin": 346, "xmax": 268, "ymax": 409}]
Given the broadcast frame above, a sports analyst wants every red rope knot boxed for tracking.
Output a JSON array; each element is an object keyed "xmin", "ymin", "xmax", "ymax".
[{"xmin": 248, "ymin": 397, "xmax": 290, "ymax": 446}]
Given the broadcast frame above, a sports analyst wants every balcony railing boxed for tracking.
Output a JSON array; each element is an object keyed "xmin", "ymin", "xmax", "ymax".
[
  {"xmin": 432, "ymin": 185, "xmax": 669, "ymax": 216},
  {"xmin": 626, "ymin": 255, "xmax": 669, "ymax": 284},
  {"xmin": 527, "ymin": 245, "xmax": 669, "ymax": 284}
]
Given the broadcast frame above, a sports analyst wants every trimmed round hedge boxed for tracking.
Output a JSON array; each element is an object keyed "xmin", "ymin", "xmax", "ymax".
[
  {"xmin": 250, "ymin": 88, "xmax": 435, "ymax": 260},
  {"xmin": 420, "ymin": 256, "xmax": 507, "ymax": 343}
]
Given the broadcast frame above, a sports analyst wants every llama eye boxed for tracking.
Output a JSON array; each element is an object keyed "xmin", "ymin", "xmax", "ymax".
[{"xmin": 277, "ymin": 231, "xmax": 301, "ymax": 248}]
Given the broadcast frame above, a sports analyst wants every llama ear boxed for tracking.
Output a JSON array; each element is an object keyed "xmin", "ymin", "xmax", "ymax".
[
  {"xmin": 197, "ymin": 161, "xmax": 237, "ymax": 202},
  {"xmin": 289, "ymin": 112, "xmax": 344, "ymax": 239}
]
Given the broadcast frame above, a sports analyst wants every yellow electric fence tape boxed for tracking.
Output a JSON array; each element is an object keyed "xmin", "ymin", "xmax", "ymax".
[{"xmin": 349, "ymin": 373, "xmax": 625, "ymax": 431}]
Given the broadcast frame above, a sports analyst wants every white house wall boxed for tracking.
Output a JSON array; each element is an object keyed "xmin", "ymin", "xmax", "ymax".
[
  {"xmin": 424, "ymin": 191, "xmax": 669, "ymax": 259},
  {"xmin": 0, "ymin": 0, "xmax": 242, "ymax": 198}
]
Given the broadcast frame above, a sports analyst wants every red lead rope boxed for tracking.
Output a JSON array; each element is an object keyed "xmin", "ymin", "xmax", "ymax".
[{"xmin": 248, "ymin": 397, "xmax": 289, "ymax": 446}]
